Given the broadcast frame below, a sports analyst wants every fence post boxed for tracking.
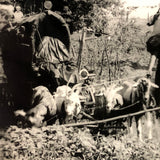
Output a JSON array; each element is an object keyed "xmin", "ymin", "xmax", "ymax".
[{"xmin": 77, "ymin": 27, "xmax": 86, "ymax": 71}]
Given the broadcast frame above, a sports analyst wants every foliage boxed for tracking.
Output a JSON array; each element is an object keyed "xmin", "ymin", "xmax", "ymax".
[
  {"xmin": 71, "ymin": 5, "xmax": 151, "ymax": 81},
  {"xmin": 11, "ymin": 0, "xmax": 94, "ymax": 33},
  {"xmin": 53, "ymin": 0, "xmax": 123, "ymax": 32},
  {"xmin": 1, "ymin": 123, "xmax": 160, "ymax": 159},
  {"xmin": 62, "ymin": 0, "xmax": 94, "ymax": 33},
  {"xmin": 11, "ymin": 0, "xmax": 125, "ymax": 33}
]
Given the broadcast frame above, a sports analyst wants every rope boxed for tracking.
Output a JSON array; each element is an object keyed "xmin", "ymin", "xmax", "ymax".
[
  {"xmin": 43, "ymin": 98, "xmax": 155, "ymax": 126},
  {"xmin": 46, "ymin": 114, "xmax": 58, "ymax": 123},
  {"xmin": 92, "ymin": 74, "xmax": 147, "ymax": 87},
  {"xmin": 112, "ymin": 101, "xmax": 141, "ymax": 111}
]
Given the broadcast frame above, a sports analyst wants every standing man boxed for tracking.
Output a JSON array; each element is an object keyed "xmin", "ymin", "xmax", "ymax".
[
  {"xmin": 147, "ymin": 32, "xmax": 160, "ymax": 106},
  {"xmin": 146, "ymin": 4, "xmax": 160, "ymax": 107}
]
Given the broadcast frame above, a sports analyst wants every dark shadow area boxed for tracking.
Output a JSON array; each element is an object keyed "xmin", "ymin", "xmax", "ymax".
[
  {"xmin": 0, "ymin": 10, "xmax": 79, "ymax": 128},
  {"xmin": 0, "ymin": 83, "xmax": 16, "ymax": 128}
]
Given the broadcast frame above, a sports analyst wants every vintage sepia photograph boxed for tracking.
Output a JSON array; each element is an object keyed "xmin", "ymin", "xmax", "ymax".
[{"xmin": 0, "ymin": 0, "xmax": 160, "ymax": 159}]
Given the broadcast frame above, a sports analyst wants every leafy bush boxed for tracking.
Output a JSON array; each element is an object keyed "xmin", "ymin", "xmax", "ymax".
[{"xmin": 1, "ymin": 123, "xmax": 160, "ymax": 160}]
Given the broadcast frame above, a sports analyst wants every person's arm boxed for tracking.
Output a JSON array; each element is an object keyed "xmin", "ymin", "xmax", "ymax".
[
  {"xmin": 147, "ymin": 11, "xmax": 160, "ymax": 26},
  {"xmin": 148, "ymin": 54, "xmax": 157, "ymax": 75}
]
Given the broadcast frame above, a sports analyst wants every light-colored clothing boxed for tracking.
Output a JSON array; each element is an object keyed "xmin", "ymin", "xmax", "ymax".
[{"xmin": 14, "ymin": 11, "xmax": 23, "ymax": 21}]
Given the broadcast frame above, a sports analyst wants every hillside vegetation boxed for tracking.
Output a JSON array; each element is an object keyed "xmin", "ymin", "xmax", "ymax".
[{"xmin": 71, "ymin": 4, "xmax": 153, "ymax": 82}]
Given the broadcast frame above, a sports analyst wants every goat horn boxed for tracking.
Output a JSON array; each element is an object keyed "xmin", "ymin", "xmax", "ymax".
[{"xmin": 71, "ymin": 83, "xmax": 83, "ymax": 94}]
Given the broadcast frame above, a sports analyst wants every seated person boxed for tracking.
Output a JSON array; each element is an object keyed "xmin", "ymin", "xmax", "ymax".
[{"xmin": 14, "ymin": 5, "xmax": 23, "ymax": 21}]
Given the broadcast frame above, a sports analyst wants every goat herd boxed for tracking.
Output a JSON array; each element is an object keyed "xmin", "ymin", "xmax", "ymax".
[{"xmin": 14, "ymin": 76, "xmax": 160, "ymax": 141}]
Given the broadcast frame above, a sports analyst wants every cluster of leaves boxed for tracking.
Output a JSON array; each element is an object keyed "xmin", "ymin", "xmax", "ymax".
[
  {"xmin": 0, "ymin": 126, "xmax": 117, "ymax": 159},
  {"xmin": 6, "ymin": 0, "xmax": 125, "ymax": 33},
  {"xmin": 1, "ymin": 123, "xmax": 160, "ymax": 160},
  {"xmin": 5, "ymin": 0, "xmax": 94, "ymax": 32}
]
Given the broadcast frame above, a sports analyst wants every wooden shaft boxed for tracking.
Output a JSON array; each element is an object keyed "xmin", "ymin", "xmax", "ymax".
[
  {"xmin": 62, "ymin": 107, "xmax": 160, "ymax": 127},
  {"xmin": 77, "ymin": 28, "xmax": 86, "ymax": 71},
  {"xmin": 148, "ymin": 54, "xmax": 157, "ymax": 75}
]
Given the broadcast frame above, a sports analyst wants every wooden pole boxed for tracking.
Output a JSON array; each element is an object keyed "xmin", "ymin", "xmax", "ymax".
[
  {"xmin": 77, "ymin": 28, "xmax": 86, "ymax": 71},
  {"xmin": 148, "ymin": 11, "xmax": 149, "ymax": 23},
  {"xmin": 62, "ymin": 107, "xmax": 160, "ymax": 127}
]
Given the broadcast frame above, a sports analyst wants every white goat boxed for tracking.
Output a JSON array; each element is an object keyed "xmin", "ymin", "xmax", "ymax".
[
  {"xmin": 55, "ymin": 84, "xmax": 82, "ymax": 124},
  {"xmin": 104, "ymin": 84, "xmax": 123, "ymax": 112}
]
